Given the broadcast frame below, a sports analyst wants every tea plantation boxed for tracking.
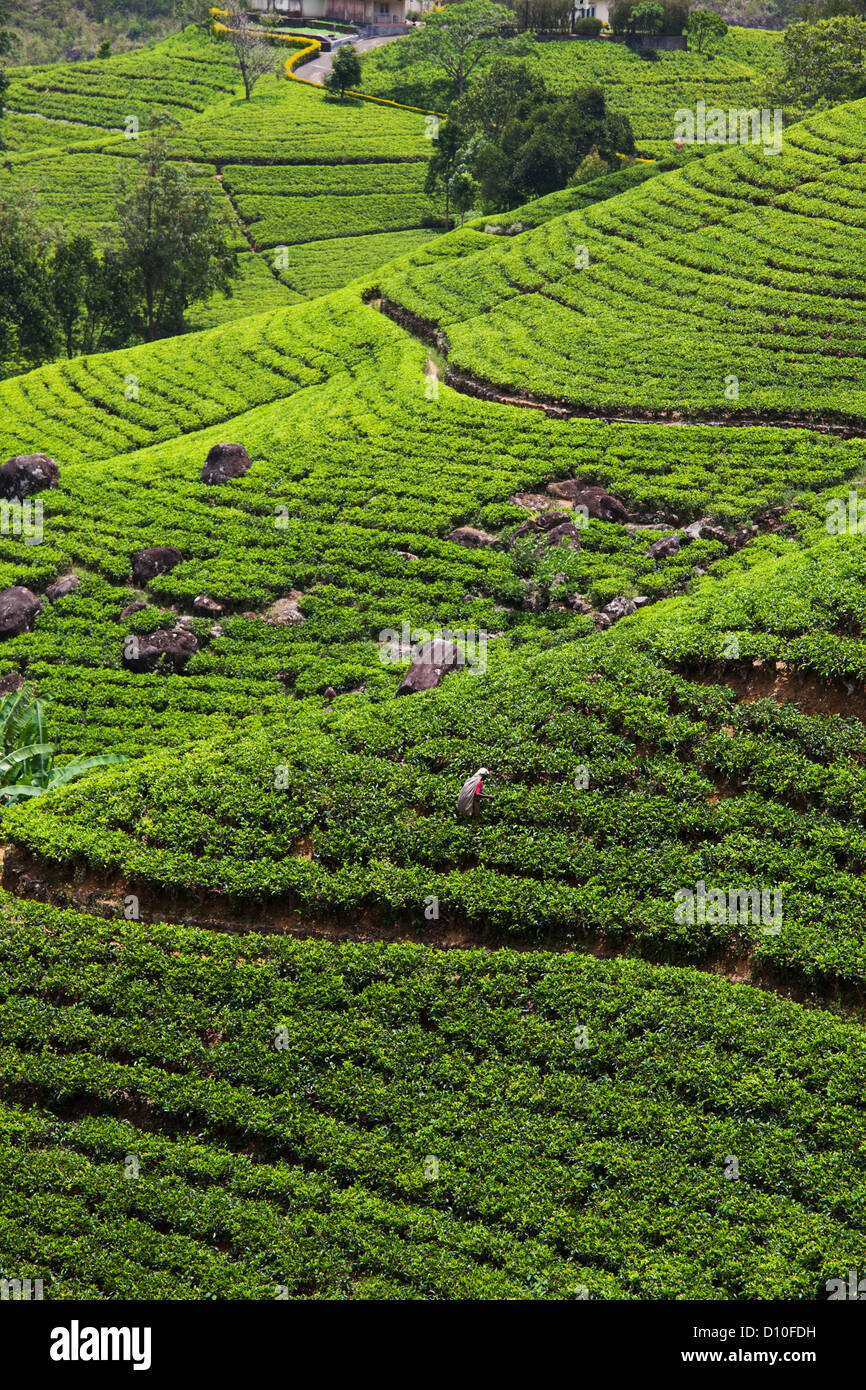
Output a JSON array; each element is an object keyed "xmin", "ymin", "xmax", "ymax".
[
  {"xmin": 0, "ymin": 26, "xmax": 440, "ymax": 317},
  {"xmin": 359, "ymin": 25, "xmax": 783, "ymax": 159},
  {"xmin": 1, "ymin": 24, "xmax": 866, "ymax": 1303}
]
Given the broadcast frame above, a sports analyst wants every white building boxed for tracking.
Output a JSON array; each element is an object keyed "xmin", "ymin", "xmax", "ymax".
[
  {"xmin": 572, "ymin": 2, "xmax": 611, "ymax": 22},
  {"xmin": 247, "ymin": 0, "xmax": 410, "ymax": 26}
]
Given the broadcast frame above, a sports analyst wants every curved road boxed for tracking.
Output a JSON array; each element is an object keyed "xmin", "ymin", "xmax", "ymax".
[{"xmin": 299, "ymin": 34, "xmax": 402, "ymax": 86}]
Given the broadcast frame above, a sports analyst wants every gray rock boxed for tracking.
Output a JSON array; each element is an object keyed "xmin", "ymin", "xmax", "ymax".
[
  {"xmin": 264, "ymin": 591, "xmax": 305, "ymax": 625},
  {"xmin": 46, "ymin": 574, "xmax": 79, "ymax": 602},
  {"xmin": 448, "ymin": 525, "xmax": 499, "ymax": 549},
  {"xmin": 646, "ymin": 533, "xmax": 681, "ymax": 560},
  {"xmin": 601, "ymin": 596, "xmax": 637, "ymax": 624},
  {"xmin": 0, "ymin": 587, "xmax": 42, "ymax": 638},
  {"xmin": 396, "ymin": 638, "xmax": 468, "ymax": 695},
  {"xmin": 0, "ymin": 453, "xmax": 59, "ymax": 499}
]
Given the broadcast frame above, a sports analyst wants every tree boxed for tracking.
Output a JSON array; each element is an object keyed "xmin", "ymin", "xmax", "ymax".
[
  {"xmin": 115, "ymin": 112, "xmax": 238, "ymax": 340},
  {"xmin": 777, "ymin": 16, "xmax": 866, "ymax": 105},
  {"xmin": 424, "ymin": 117, "xmax": 465, "ymax": 224},
  {"xmin": 97, "ymin": 39, "xmax": 112, "ymax": 59},
  {"xmin": 324, "ymin": 44, "xmax": 362, "ymax": 102},
  {"xmin": 451, "ymin": 58, "xmax": 546, "ymax": 137},
  {"xmin": 629, "ymin": 1, "xmax": 665, "ymax": 33},
  {"xmin": 49, "ymin": 235, "xmax": 141, "ymax": 358},
  {"xmin": 219, "ymin": 8, "xmax": 275, "ymax": 101},
  {"xmin": 408, "ymin": 0, "xmax": 517, "ymax": 99},
  {"xmin": 0, "ymin": 199, "xmax": 57, "ymax": 373},
  {"xmin": 686, "ymin": 9, "xmax": 727, "ymax": 52},
  {"xmin": 454, "ymin": 81, "xmax": 634, "ymax": 210}
]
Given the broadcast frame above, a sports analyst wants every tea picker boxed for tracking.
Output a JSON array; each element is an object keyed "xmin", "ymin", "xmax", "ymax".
[{"xmin": 457, "ymin": 768, "xmax": 493, "ymax": 818}]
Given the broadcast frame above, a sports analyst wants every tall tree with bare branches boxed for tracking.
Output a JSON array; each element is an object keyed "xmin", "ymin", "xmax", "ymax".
[{"xmin": 219, "ymin": 9, "xmax": 276, "ymax": 101}]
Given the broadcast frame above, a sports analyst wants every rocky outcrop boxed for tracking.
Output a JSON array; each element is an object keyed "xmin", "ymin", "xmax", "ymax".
[
  {"xmin": 397, "ymin": 638, "xmax": 469, "ymax": 695},
  {"xmin": 0, "ymin": 453, "xmax": 59, "ymax": 499},
  {"xmin": 201, "ymin": 442, "xmax": 252, "ymax": 485},
  {"xmin": 121, "ymin": 626, "xmax": 197, "ymax": 674},
  {"xmin": 646, "ymin": 533, "xmax": 681, "ymax": 560},
  {"xmin": 46, "ymin": 574, "xmax": 79, "ymax": 602},
  {"xmin": 448, "ymin": 525, "xmax": 499, "ymax": 549},
  {"xmin": 264, "ymin": 591, "xmax": 305, "ymax": 626},
  {"xmin": 545, "ymin": 483, "xmax": 628, "ymax": 523},
  {"xmin": 131, "ymin": 546, "xmax": 183, "ymax": 586},
  {"xmin": 512, "ymin": 511, "xmax": 582, "ymax": 550},
  {"xmin": 0, "ymin": 587, "xmax": 42, "ymax": 637}
]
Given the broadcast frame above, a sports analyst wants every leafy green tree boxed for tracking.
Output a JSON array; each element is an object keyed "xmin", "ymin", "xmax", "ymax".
[
  {"xmin": 324, "ymin": 44, "xmax": 362, "ymax": 102},
  {"xmin": 0, "ymin": 199, "xmax": 57, "ymax": 373},
  {"xmin": 407, "ymin": 0, "xmax": 517, "ymax": 98},
  {"xmin": 0, "ymin": 686, "xmax": 125, "ymax": 805},
  {"xmin": 456, "ymin": 82, "xmax": 634, "ymax": 210},
  {"xmin": 686, "ymin": 9, "xmax": 727, "ymax": 52},
  {"xmin": 778, "ymin": 16, "xmax": 866, "ymax": 105},
  {"xmin": 424, "ymin": 117, "xmax": 465, "ymax": 224},
  {"xmin": 115, "ymin": 112, "xmax": 238, "ymax": 340},
  {"xmin": 49, "ymin": 235, "xmax": 141, "ymax": 358},
  {"xmin": 451, "ymin": 58, "xmax": 545, "ymax": 137},
  {"xmin": 629, "ymin": 1, "xmax": 665, "ymax": 33}
]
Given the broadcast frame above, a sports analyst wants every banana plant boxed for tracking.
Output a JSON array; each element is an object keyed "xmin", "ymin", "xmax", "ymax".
[{"xmin": 0, "ymin": 685, "xmax": 125, "ymax": 803}]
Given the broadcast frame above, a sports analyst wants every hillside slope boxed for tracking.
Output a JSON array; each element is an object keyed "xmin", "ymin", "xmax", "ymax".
[
  {"xmin": 359, "ymin": 26, "xmax": 782, "ymax": 160},
  {"xmin": 375, "ymin": 100, "xmax": 866, "ymax": 426},
  {"xmin": 0, "ymin": 27, "xmax": 439, "ymax": 321},
  {"xmin": 2, "ymin": 85, "xmax": 866, "ymax": 1302}
]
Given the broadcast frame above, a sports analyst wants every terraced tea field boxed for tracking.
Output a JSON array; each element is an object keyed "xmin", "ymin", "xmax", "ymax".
[
  {"xmin": 2, "ymin": 22, "xmax": 866, "ymax": 1313},
  {"xmin": 360, "ymin": 26, "xmax": 783, "ymax": 160},
  {"xmin": 376, "ymin": 101, "xmax": 866, "ymax": 427},
  {"xmin": 0, "ymin": 27, "xmax": 440, "ymax": 318}
]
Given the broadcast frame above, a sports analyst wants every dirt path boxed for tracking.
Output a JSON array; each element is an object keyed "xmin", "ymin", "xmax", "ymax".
[{"xmin": 374, "ymin": 295, "xmax": 866, "ymax": 440}]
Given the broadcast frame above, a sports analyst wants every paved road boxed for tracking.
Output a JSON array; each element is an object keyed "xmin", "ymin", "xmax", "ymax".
[{"xmin": 299, "ymin": 35, "xmax": 401, "ymax": 87}]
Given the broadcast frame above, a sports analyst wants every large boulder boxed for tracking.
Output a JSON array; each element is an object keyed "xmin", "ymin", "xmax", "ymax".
[
  {"xmin": 193, "ymin": 594, "xmax": 223, "ymax": 617},
  {"xmin": 0, "ymin": 454, "xmax": 59, "ymax": 499},
  {"xmin": 46, "ymin": 574, "xmax": 79, "ymax": 603},
  {"xmin": 201, "ymin": 442, "xmax": 252, "ymax": 485},
  {"xmin": 0, "ymin": 587, "xmax": 42, "ymax": 638},
  {"xmin": 131, "ymin": 546, "xmax": 183, "ymax": 587},
  {"xmin": 646, "ymin": 533, "xmax": 681, "ymax": 561},
  {"xmin": 264, "ymin": 591, "xmax": 305, "ymax": 626},
  {"xmin": 397, "ymin": 638, "xmax": 468, "ymax": 695},
  {"xmin": 545, "ymin": 482, "xmax": 628, "ymax": 523},
  {"xmin": 448, "ymin": 525, "xmax": 499, "ymax": 549},
  {"xmin": 543, "ymin": 519, "xmax": 584, "ymax": 550},
  {"xmin": 121, "ymin": 626, "xmax": 197, "ymax": 674}
]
